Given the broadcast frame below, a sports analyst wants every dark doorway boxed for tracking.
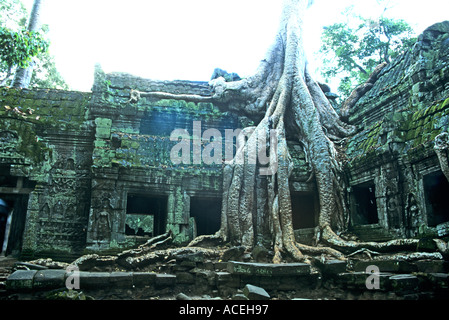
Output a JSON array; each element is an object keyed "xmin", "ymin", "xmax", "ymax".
[
  {"xmin": 190, "ymin": 197, "xmax": 222, "ymax": 236},
  {"xmin": 351, "ymin": 181, "xmax": 379, "ymax": 226},
  {"xmin": 126, "ymin": 194, "xmax": 168, "ymax": 237},
  {"xmin": 0, "ymin": 194, "xmax": 29, "ymax": 256},
  {"xmin": 291, "ymin": 193, "xmax": 317, "ymax": 230},
  {"xmin": 423, "ymin": 171, "xmax": 449, "ymax": 227}
]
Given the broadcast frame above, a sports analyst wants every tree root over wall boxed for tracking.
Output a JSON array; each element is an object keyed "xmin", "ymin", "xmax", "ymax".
[{"xmin": 77, "ymin": 0, "xmax": 448, "ymax": 268}]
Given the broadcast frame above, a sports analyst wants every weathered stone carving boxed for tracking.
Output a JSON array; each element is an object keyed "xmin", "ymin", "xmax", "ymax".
[
  {"xmin": 434, "ymin": 132, "xmax": 449, "ymax": 182},
  {"xmin": 0, "ymin": 130, "xmax": 19, "ymax": 154}
]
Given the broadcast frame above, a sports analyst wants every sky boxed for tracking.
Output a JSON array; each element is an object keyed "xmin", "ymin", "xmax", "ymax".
[{"xmin": 21, "ymin": 0, "xmax": 449, "ymax": 92}]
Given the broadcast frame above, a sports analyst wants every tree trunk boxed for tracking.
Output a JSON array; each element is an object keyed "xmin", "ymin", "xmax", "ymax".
[
  {"xmin": 12, "ymin": 0, "xmax": 44, "ymax": 89},
  {"xmin": 186, "ymin": 0, "xmax": 355, "ymax": 262}
]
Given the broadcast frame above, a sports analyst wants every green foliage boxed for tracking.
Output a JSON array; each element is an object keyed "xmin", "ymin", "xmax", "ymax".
[
  {"xmin": 0, "ymin": 26, "xmax": 49, "ymax": 69},
  {"xmin": 0, "ymin": 0, "xmax": 69, "ymax": 89},
  {"xmin": 320, "ymin": 12, "xmax": 416, "ymax": 101},
  {"xmin": 0, "ymin": 0, "xmax": 27, "ymax": 28}
]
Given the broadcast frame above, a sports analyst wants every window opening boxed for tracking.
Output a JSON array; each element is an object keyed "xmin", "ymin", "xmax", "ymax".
[
  {"xmin": 423, "ymin": 171, "xmax": 449, "ymax": 227},
  {"xmin": 126, "ymin": 194, "xmax": 168, "ymax": 237}
]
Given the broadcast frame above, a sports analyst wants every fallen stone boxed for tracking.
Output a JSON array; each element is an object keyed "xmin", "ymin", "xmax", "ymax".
[
  {"xmin": 389, "ymin": 274, "xmax": 419, "ymax": 294},
  {"xmin": 6, "ymin": 270, "xmax": 37, "ymax": 291},
  {"xmin": 155, "ymin": 274, "xmax": 176, "ymax": 287},
  {"xmin": 109, "ymin": 272, "xmax": 133, "ymax": 288},
  {"xmin": 427, "ymin": 273, "xmax": 449, "ymax": 290},
  {"xmin": 78, "ymin": 272, "xmax": 111, "ymax": 289},
  {"xmin": 175, "ymin": 251, "xmax": 205, "ymax": 263},
  {"xmin": 437, "ymin": 222, "xmax": 449, "ymax": 237},
  {"xmin": 132, "ymin": 272, "xmax": 156, "ymax": 287},
  {"xmin": 337, "ymin": 272, "xmax": 393, "ymax": 291},
  {"xmin": 232, "ymin": 293, "xmax": 249, "ymax": 300},
  {"xmin": 175, "ymin": 272, "xmax": 195, "ymax": 284},
  {"xmin": 33, "ymin": 270, "xmax": 66, "ymax": 289},
  {"xmin": 243, "ymin": 284, "xmax": 270, "ymax": 300},
  {"xmin": 320, "ymin": 260, "xmax": 347, "ymax": 275},
  {"xmin": 228, "ymin": 261, "xmax": 310, "ymax": 276},
  {"xmin": 176, "ymin": 292, "xmax": 192, "ymax": 300},
  {"xmin": 354, "ymin": 260, "xmax": 417, "ymax": 273},
  {"xmin": 415, "ymin": 260, "xmax": 449, "ymax": 273}
]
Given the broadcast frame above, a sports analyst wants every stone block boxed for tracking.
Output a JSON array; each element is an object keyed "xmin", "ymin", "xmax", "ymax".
[
  {"xmin": 155, "ymin": 274, "xmax": 176, "ymax": 287},
  {"xmin": 175, "ymin": 251, "xmax": 205, "ymax": 263},
  {"xmin": 415, "ymin": 260, "xmax": 449, "ymax": 273},
  {"xmin": 437, "ymin": 221, "xmax": 449, "ymax": 237},
  {"xmin": 354, "ymin": 260, "xmax": 417, "ymax": 273},
  {"xmin": 227, "ymin": 261, "xmax": 310, "ymax": 277},
  {"xmin": 243, "ymin": 284, "xmax": 270, "ymax": 300},
  {"xmin": 79, "ymin": 272, "xmax": 111, "ymax": 289},
  {"xmin": 132, "ymin": 272, "xmax": 156, "ymax": 287},
  {"xmin": 321, "ymin": 260, "xmax": 348, "ymax": 275},
  {"xmin": 6, "ymin": 270, "xmax": 37, "ymax": 291},
  {"xmin": 33, "ymin": 270, "xmax": 66, "ymax": 289},
  {"xmin": 95, "ymin": 118, "xmax": 112, "ymax": 139},
  {"xmin": 389, "ymin": 275, "xmax": 419, "ymax": 294},
  {"xmin": 214, "ymin": 262, "xmax": 228, "ymax": 271},
  {"xmin": 232, "ymin": 293, "xmax": 249, "ymax": 300},
  {"xmin": 337, "ymin": 272, "xmax": 393, "ymax": 291},
  {"xmin": 427, "ymin": 273, "xmax": 449, "ymax": 290},
  {"xmin": 215, "ymin": 272, "xmax": 232, "ymax": 284},
  {"xmin": 176, "ymin": 272, "xmax": 195, "ymax": 284},
  {"xmin": 109, "ymin": 272, "xmax": 133, "ymax": 288}
]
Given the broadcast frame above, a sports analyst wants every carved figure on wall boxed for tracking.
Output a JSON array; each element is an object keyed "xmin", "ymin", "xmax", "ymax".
[
  {"xmin": 53, "ymin": 200, "xmax": 65, "ymax": 220},
  {"xmin": 40, "ymin": 203, "xmax": 50, "ymax": 219},
  {"xmin": 97, "ymin": 211, "xmax": 111, "ymax": 241},
  {"xmin": 95, "ymin": 198, "xmax": 113, "ymax": 241},
  {"xmin": 405, "ymin": 193, "xmax": 421, "ymax": 236}
]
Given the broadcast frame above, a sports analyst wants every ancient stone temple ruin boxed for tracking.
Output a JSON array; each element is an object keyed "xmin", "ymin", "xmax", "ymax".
[{"xmin": 1, "ymin": 21, "xmax": 449, "ymax": 266}]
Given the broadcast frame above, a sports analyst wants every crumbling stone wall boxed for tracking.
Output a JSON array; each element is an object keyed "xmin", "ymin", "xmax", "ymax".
[
  {"xmin": 345, "ymin": 21, "xmax": 449, "ymax": 240},
  {"xmin": 0, "ymin": 87, "xmax": 93, "ymax": 260},
  {"xmin": 86, "ymin": 66, "xmax": 242, "ymax": 249}
]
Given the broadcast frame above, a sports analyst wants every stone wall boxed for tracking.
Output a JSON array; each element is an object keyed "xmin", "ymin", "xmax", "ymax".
[
  {"xmin": 0, "ymin": 87, "xmax": 93, "ymax": 259},
  {"xmin": 85, "ymin": 67, "xmax": 244, "ymax": 249},
  {"xmin": 345, "ymin": 21, "xmax": 449, "ymax": 240}
]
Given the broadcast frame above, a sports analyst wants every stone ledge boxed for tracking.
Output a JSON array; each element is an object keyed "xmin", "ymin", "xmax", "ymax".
[
  {"xmin": 33, "ymin": 270, "xmax": 67, "ymax": 290},
  {"xmin": 227, "ymin": 261, "xmax": 311, "ymax": 276},
  {"xmin": 6, "ymin": 270, "xmax": 175, "ymax": 292},
  {"xmin": 6, "ymin": 270, "xmax": 37, "ymax": 291}
]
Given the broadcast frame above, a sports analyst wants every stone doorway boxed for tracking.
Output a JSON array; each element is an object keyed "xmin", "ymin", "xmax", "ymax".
[
  {"xmin": 423, "ymin": 171, "xmax": 449, "ymax": 227},
  {"xmin": 190, "ymin": 197, "xmax": 222, "ymax": 237},
  {"xmin": 351, "ymin": 181, "xmax": 379, "ymax": 226}
]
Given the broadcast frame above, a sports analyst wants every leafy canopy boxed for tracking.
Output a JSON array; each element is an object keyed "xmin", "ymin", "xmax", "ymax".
[
  {"xmin": 319, "ymin": 10, "xmax": 416, "ymax": 101},
  {"xmin": 0, "ymin": 27, "xmax": 48, "ymax": 70},
  {"xmin": 0, "ymin": 0, "xmax": 68, "ymax": 89}
]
